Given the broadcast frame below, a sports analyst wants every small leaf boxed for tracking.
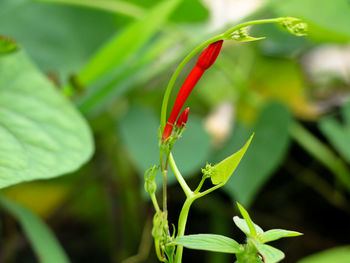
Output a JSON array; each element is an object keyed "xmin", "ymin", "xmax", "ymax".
[
  {"xmin": 0, "ymin": 196, "xmax": 70, "ymax": 263},
  {"xmin": 233, "ymin": 216, "xmax": 263, "ymax": 237},
  {"xmin": 235, "ymin": 202, "xmax": 262, "ymax": 238},
  {"xmin": 0, "ymin": 35, "xmax": 19, "ymax": 54},
  {"xmin": 262, "ymin": 229, "xmax": 302, "ymax": 243},
  {"xmin": 210, "ymin": 134, "xmax": 253, "ymax": 185},
  {"xmin": 252, "ymin": 240, "xmax": 285, "ymax": 263},
  {"xmin": 173, "ymin": 234, "xmax": 241, "ymax": 254}
]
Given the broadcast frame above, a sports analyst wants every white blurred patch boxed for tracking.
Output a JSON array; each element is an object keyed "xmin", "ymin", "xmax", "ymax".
[
  {"xmin": 204, "ymin": 102, "xmax": 234, "ymax": 147},
  {"xmin": 202, "ymin": 0, "xmax": 263, "ymax": 31},
  {"xmin": 302, "ymin": 44, "xmax": 350, "ymax": 85}
]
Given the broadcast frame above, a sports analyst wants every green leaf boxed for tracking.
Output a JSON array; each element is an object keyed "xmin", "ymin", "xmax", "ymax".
[
  {"xmin": 221, "ymin": 102, "xmax": 292, "ymax": 206},
  {"xmin": 38, "ymin": 0, "xmax": 145, "ymax": 18},
  {"xmin": 319, "ymin": 101, "xmax": 350, "ymax": 163},
  {"xmin": 0, "ymin": 1, "xmax": 116, "ymax": 80},
  {"xmin": 0, "ymin": 51, "xmax": 94, "ymax": 189},
  {"xmin": 174, "ymin": 234, "xmax": 241, "ymax": 254},
  {"xmin": 210, "ymin": 134, "xmax": 253, "ymax": 185},
  {"xmin": 252, "ymin": 241, "xmax": 285, "ymax": 263},
  {"xmin": 233, "ymin": 216, "xmax": 264, "ymax": 237},
  {"xmin": 236, "ymin": 202, "xmax": 260, "ymax": 238},
  {"xmin": 118, "ymin": 105, "xmax": 211, "ymax": 187},
  {"xmin": 79, "ymin": 0, "xmax": 181, "ymax": 84},
  {"xmin": 261, "ymin": 229, "xmax": 302, "ymax": 243},
  {"xmin": 297, "ymin": 246, "xmax": 350, "ymax": 263},
  {"xmin": 0, "ymin": 35, "xmax": 19, "ymax": 54},
  {"xmin": 0, "ymin": 196, "xmax": 70, "ymax": 263}
]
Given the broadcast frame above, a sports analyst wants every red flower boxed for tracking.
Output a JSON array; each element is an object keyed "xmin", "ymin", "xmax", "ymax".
[
  {"xmin": 162, "ymin": 40, "xmax": 223, "ymax": 140},
  {"xmin": 175, "ymin": 107, "xmax": 190, "ymax": 129}
]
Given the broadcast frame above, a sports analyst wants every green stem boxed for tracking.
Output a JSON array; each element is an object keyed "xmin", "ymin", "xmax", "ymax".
[
  {"xmin": 150, "ymin": 193, "xmax": 160, "ymax": 213},
  {"xmin": 174, "ymin": 196, "xmax": 195, "ymax": 263},
  {"xmin": 168, "ymin": 154, "xmax": 192, "ymax": 198},
  {"xmin": 290, "ymin": 122, "xmax": 350, "ymax": 191}
]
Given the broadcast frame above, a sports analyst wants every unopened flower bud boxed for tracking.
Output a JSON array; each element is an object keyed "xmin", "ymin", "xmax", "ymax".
[{"xmin": 175, "ymin": 107, "xmax": 190, "ymax": 129}]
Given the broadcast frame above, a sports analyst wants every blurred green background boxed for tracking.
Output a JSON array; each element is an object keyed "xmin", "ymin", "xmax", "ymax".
[{"xmin": 1, "ymin": 0, "xmax": 350, "ymax": 262}]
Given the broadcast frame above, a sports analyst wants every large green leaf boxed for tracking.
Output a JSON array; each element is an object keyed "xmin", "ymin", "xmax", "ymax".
[
  {"xmin": 0, "ymin": 35, "xmax": 19, "ymax": 54},
  {"xmin": 78, "ymin": 0, "xmax": 181, "ymax": 85},
  {"xmin": 118, "ymin": 105, "xmax": 211, "ymax": 186},
  {"xmin": 174, "ymin": 234, "xmax": 241, "ymax": 254},
  {"xmin": 0, "ymin": 1, "xmax": 116, "ymax": 80},
  {"xmin": 319, "ymin": 101, "xmax": 350, "ymax": 163},
  {"xmin": 0, "ymin": 51, "xmax": 94, "ymax": 189},
  {"xmin": 297, "ymin": 246, "xmax": 350, "ymax": 263},
  {"xmin": 0, "ymin": 196, "xmax": 69, "ymax": 263},
  {"xmin": 271, "ymin": 0, "xmax": 350, "ymax": 42},
  {"xmin": 220, "ymin": 102, "xmax": 292, "ymax": 206},
  {"xmin": 211, "ymin": 134, "xmax": 253, "ymax": 185}
]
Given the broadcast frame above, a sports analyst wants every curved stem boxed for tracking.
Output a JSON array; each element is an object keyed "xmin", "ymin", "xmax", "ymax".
[{"xmin": 168, "ymin": 154, "xmax": 192, "ymax": 198}]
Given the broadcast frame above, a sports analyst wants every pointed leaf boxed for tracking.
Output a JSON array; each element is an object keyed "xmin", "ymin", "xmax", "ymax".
[
  {"xmin": 211, "ymin": 134, "xmax": 253, "ymax": 185},
  {"xmin": 0, "ymin": 196, "xmax": 69, "ymax": 263},
  {"xmin": 262, "ymin": 229, "xmax": 302, "ymax": 243},
  {"xmin": 235, "ymin": 202, "xmax": 262, "ymax": 238},
  {"xmin": 174, "ymin": 234, "xmax": 241, "ymax": 254},
  {"xmin": 252, "ymin": 241, "xmax": 285, "ymax": 263},
  {"xmin": 233, "ymin": 216, "xmax": 263, "ymax": 237},
  {"xmin": 0, "ymin": 51, "xmax": 94, "ymax": 189}
]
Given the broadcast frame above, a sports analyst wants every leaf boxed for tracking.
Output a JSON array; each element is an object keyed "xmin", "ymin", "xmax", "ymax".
[
  {"xmin": 235, "ymin": 202, "xmax": 262, "ymax": 238},
  {"xmin": 261, "ymin": 229, "xmax": 302, "ymax": 243},
  {"xmin": 297, "ymin": 246, "xmax": 350, "ymax": 263},
  {"xmin": 174, "ymin": 234, "xmax": 241, "ymax": 254},
  {"xmin": 221, "ymin": 102, "xmax": 292, "ymax": 206},
  {"xmin": 210, "ymin": 134, "xmax": 253, "ymax": 185},
  {"xmin": 118, "ymin": 105, "xmax": 211, "ymax": 187},
  {"xmin": 0, "ymin": 196, "xmax": 70, "ymax": 263},
  {"xmin": 233, "ymin": 217, "xmax": 264, "ymax": 238},
  {"xmin": 0, "ymin": 1, "xmax": 116, "ymax": 80},
  {"xmin": 38, "ymin": 0, "xmax": 145, "ymax": 19},
  {"xmin": 252, "ymin": 241, "xmax": 285, "ymax": 263},
  {"xmin": 270, "ymin": 0, "xmax": 350, "ymax": 42},
  {"xmin": 319, "ymin": 101, "xmax": 350, "ymax": 163},
  {"xmin": 0, "ymin": 35, "xmax": 19, "ymax": 54},
  {"xmin": 0, "ymin": 51, "xmax": 94, "ymax": 189},
  {"xmin": 78, "ymin": 0, "xmax": 181, "ymax": 85}
]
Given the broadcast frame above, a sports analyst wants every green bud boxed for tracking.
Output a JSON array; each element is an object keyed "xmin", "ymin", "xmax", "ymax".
[
  {"xmin": 201, "ymin": 163, "xmax": 214, "ymax": 178},
  {"xmin": 280, "ymin": 17, "xmax": 308, "ymax": 36},
  {"xmin": 228, "ymin": 28, "xmax": 265, "ymax": 42},
  {"xmin": 144, "ymin": 165, "xmax": 158, "ymax": 195}
]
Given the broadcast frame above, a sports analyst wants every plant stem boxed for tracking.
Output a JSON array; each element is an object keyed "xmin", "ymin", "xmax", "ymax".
[
  {"xmin": 174, "ymin": 196, "xmax": 195, "ymax": 263},
  {"xmin": 290, "ymin": 121, "xmax": 350, "ymax": 191},
  {"xmin": 168, "ymin": 154, "xmax": 192, "ymax": 198}
]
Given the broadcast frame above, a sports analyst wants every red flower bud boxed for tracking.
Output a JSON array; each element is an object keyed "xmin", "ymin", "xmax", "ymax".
[
  {"xmin": 162, "ymin": 40, "xmax": 223, "ymax": 140},
  {"xmin": 196, "ymin": 40, "xmax": 223, "ymax": 70},
  {"xmin": 176, "ymin": 107, "xmax": 190, "ymax": 128}
]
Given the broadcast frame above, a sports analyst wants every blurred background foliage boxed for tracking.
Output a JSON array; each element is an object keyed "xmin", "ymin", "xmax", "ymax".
[{"xmin": 0, "ymin": 0, "xmax": 350, "ymax": 262}]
